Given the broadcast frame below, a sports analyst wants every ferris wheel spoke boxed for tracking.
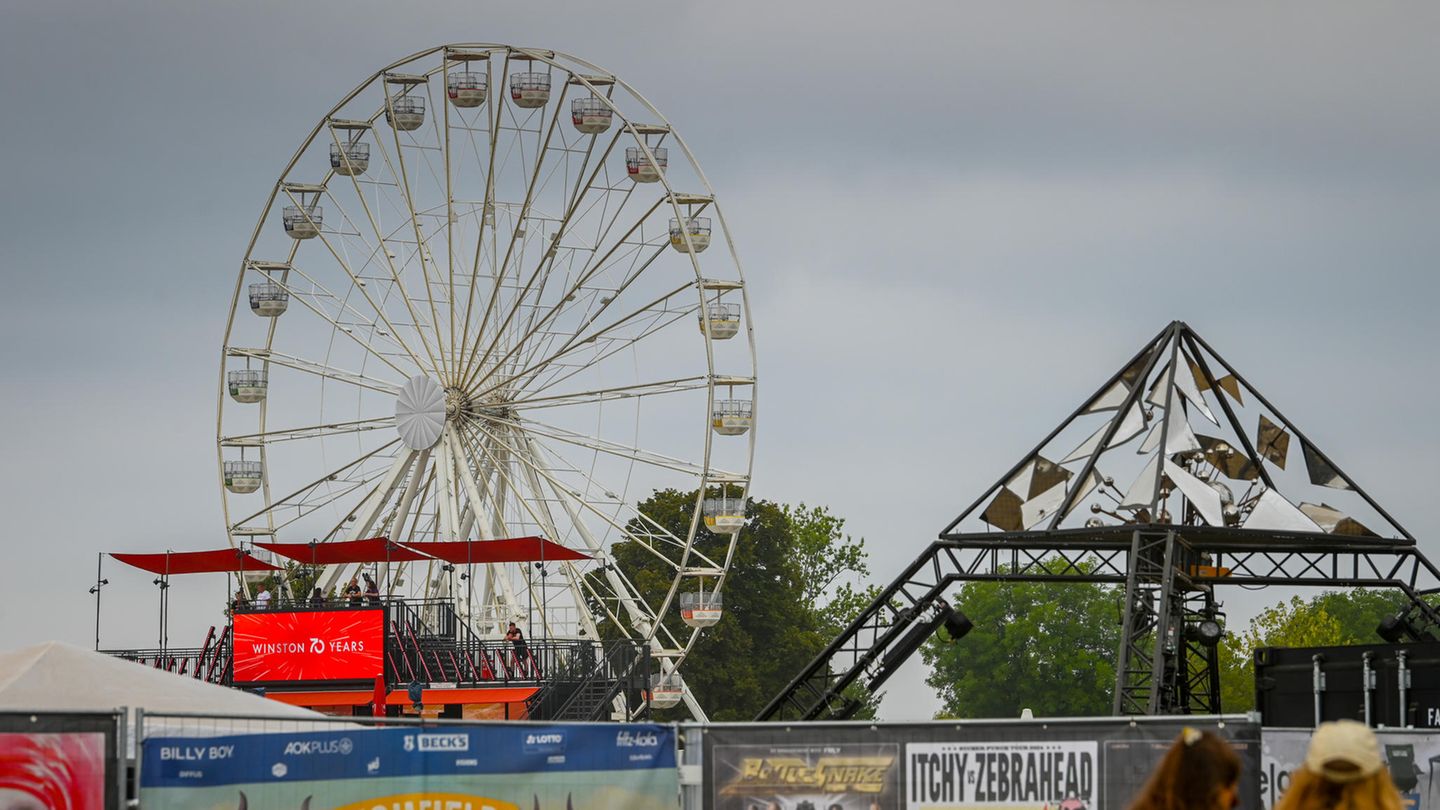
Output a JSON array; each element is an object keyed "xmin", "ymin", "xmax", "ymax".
[
  {"xmin": 279, "ymin": 186, "xmax": 435, "ymax": 372},
  {"xmin": 454, "ymin": 87, "xmax": 575, "ymax": 390},
  {"xmin": 502, "ymin": 125, "xmax": 624, "ymax": 375},
  {"xmin": 507, "ymin": 426, "xmax": 676, "ymax": 638},
  {"xmin": 250, "ymin": 475, "xmax": 376, "ymax": 537},
  {"xmin": 508, "ymin": 374, "xmax": 708, "ymax": 409},
  {"xmin": 502, "ymin": 424, "xmax": 694, "ymax": 556},
  {"xmin": 230, "ymin": 437, "xmax": 403, "ymax": 529},
  {"xmin": 221, "ymin": 416, "xmax": 396, "ymax": 446},
  {"xmin": 255, "ymin": 265, "xmax": 415, "ymax": 377},
  {"xmin": 361, "ymin": 115, "xmax": 449, "ymax": 379},
  {"xmin": 513, "ymin": 310, "xmax": 700, "ymax": 404},
  {"xmin": 458, "ymin": 195, "xmax": 664, "ymax": 393},
  {"xmin": 496, "ymin": 261, "xmax": 688, "ymax": 390},
  {"xmin": 504, "ymin": 285, "xmax": 698, "ymax": 398},
  {"xmin": 225, "ymin": 348, "xmax": 403, "ymax": 394}
]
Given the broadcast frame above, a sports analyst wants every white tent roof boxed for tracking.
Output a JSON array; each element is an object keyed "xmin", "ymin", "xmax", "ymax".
[{"xmin": 0, "ymin": 641, "xmax": 323, "ymax": 719}]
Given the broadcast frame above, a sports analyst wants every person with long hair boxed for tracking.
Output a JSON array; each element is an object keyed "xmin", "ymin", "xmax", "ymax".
[
  {"xmin": 1273, "ymin": 720, "xmax": 1402, "ymax": 810},
  {"xmin": 1128, "ymin": 727, "xmax": 1243, "ymax": 810}
]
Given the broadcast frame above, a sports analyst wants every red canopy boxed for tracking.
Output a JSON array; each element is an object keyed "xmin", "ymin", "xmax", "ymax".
[
  {"xmin": 110, "ymin": 549, "xmax": 282, "ymax": 576},
  {"xmin": 255, "ymin": 538, "xmax": 431, "ymax": 565},
  {"xmin": 402, "ymin": 537, "xmax": 590, "ymax": 564}
]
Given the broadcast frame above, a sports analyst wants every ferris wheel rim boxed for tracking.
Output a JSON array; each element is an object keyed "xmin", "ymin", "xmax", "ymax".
[{"xmin": 216, "ymin": 43, "xmax": 757, "ymax": 686}]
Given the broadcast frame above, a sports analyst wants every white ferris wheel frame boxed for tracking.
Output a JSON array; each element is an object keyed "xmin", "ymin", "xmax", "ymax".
[{"xmin": 214, "ymin": 44, "xmax": 757, "ymax": 719}]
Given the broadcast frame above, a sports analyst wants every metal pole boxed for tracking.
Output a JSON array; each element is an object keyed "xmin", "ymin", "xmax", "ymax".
[
  {"xmin": 1361, "ymin": 651, "xmax": 1373, "ymax": 726},
  {"xmin": 92, "ymin": 553, "xmax": 104, "ymax": 650},
  {"xmin": 1312, "ymin": 654, "xmax": 1326, "ymax": 727},
  {"xmin": 1397, "ymin": 650, "xmax": 1409, "ymax": 727}
]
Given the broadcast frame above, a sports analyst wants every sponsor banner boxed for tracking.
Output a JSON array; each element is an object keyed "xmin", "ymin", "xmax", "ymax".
[
  {"xmin": 232, "ymin": 608, "xmax": 385, "ymax": 683},
  {"xmin": 907, "ymin": 740, "xmax": 1096, "ymax": 808},
  {"xmin": 711, "ymin": 741, "xmax": 900, "ymax": 810},
  {"xmin": 705, "ymin": 720, "xmax": 1262, "ymax": 810},
  {"xmin": 0, "ymin": 712, "xmax": 122, "ymax": 810},
  {"xmin": 140, "ymin": 723, "xmax": 677, "ymax": 809},
  {"xmin": 1261, "ymin": 728, "xmax": 1440, "ymax": 810}
]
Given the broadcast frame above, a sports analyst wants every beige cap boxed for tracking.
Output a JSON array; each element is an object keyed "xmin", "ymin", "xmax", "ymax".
[{"xmin": 1303, "ymin": 720, "xmax": 1384, "ymax": 783}]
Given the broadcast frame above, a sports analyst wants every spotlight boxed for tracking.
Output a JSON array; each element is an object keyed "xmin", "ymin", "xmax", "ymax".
[
  {"xmin": 1186, "ymin": 618, "xmax": 1224, "ymax": 646},
  {"xmin": 1375, "ymin": 610, "xmax": 1437, "ymax": 643},
  {"xmin": 942, "ymin": 606, "xmax": 973, "ymax": 642},
  {"xmin": 1377, "ymin": 613, "xmax": 1406, "ymax": 643}
]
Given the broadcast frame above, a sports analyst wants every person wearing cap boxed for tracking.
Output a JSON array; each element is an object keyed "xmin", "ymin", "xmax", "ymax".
[
  {"xmin": 1274, "ymin": 720, "xmax": 1402, "ymax": 810},
  {"xmin": 1127, "ymin": 727, "xmax": 1242, "ymax": 810}
]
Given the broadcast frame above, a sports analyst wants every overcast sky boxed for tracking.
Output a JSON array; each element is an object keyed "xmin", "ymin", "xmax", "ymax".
[{"xmin": 3, "ymin": 1, "xmax": 1438, "ymax": 720}]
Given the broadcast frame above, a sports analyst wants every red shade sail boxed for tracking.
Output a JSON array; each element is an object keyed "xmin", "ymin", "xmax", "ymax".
[
  {"xmin": 110, "ymin": 549, "xmax": 282, "ymax": 576},
  {"xmin": 255, "ymin": 538, "xmax": 432, "ymax": 565},
  {"xmin": 401, "ymin": 537, "xmax": 590, "ymax": 565}
]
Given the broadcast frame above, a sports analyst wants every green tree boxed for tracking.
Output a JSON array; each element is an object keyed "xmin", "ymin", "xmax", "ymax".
[
  {"xmin": 921, "ymin": 569, "xmax": 1121, "ymax": 719},
  {"xmin": 1217, "ymin": 589, "xmax": 1409, "ymax": 711},
  {"xmin": 593, "ymin": 491, "xmax": 878, "ymax": 720}
]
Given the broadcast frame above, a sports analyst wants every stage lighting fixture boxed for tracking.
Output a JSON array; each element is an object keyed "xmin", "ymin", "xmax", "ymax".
[
  {"xmin": 1377, "ymin": 613, "xmax": 1407, "ymax": 643},
  {"xmin": 942, "ymin": 606, "xmax": 973, "ymax": 642},
  {"xmin": 1185, "ymin": 618, "xmax": 1224, "ymax": 646}
]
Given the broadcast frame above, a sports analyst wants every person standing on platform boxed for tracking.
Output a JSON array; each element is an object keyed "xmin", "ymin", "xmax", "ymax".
[
  {"xmin": 309, "ymin": 587, "xmax": 325, "ymax": 608},
  {"xmin": 344, "ymin": 576, "xmax": 362, "ymax": 607},
  {"xmin": 1273, "ymin": 720, "xmax": 1402, "ymax": 810},
  {"xmin": 506, "ymin": 622, "xmax": 530, "ymax": 675},
  {"xmin": 363, "ymin": 573, "xmax": 381, "ymax": 606},
  {"xmin": 1127, "ymin": 727, "xmax": 1242, "ymax": 810},
  {"xmin": 254, "ymin": 584, "xmax": 272, "ymax": 610}
]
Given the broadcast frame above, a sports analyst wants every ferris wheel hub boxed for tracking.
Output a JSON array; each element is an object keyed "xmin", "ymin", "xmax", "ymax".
[{"xmin": 395, "ymin": 375, "xmax": 446, "ymax": 450}]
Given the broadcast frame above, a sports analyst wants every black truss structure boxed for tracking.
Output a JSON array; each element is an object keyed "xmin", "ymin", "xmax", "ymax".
[{"xmin": 758, "ymin": 322, "xmax": 1439, "ymax": 721}]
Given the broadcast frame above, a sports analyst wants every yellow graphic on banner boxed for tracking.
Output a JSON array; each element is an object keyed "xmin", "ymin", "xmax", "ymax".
[
  {"xmin": 720, "ymin": 755, "xmax": 894, "ymax": 794},
  {"xmin": 334, "ymin": 794, "xmax": 519, "ymax": 810}
]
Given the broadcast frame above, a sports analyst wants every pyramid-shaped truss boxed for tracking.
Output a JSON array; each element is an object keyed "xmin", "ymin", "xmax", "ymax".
[{"xmin": 942, "ymin": 321, "xmax": 1411, "ymax": 542}]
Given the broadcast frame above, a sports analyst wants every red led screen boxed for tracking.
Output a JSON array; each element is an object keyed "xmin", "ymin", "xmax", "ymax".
[{"xmin": 232, "ymin": 610, "xmax": 384, "ymax": 683}]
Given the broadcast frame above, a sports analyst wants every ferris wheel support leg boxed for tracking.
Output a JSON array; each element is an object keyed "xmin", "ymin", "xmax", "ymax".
[
  {"xmin": 380, "ymin": 448, "xmax": 430, "ymax": 593},
  {"xmin": 321, "ymin": 449, "xmax": 418, "ymax": 592},
  {"xmin": 446, "ymin": 424, "xmax": 522, "ymax": 629}
]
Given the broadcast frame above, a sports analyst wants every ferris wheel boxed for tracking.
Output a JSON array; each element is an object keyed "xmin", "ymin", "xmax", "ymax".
[{"xmin": 216, "ymin": 44, "xmax": 755, "ymax": 717}]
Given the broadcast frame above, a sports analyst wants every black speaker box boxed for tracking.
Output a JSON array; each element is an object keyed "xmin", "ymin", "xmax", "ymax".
[{"xmin": 1254, "ymin": 642, "xmax": 1440, "ymax": 728}]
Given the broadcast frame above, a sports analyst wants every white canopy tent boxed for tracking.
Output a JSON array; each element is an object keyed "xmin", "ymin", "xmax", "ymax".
[{"xmin": 0, "ymin": 641, "xmax": 343, "ymax": 751}]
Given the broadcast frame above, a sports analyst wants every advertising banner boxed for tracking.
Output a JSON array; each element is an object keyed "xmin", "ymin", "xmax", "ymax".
[
  {"xmin": 0, "ymin": 711, "xmax": 121, "ymax": 810},
  {"xmin": 232, "ymin": 608, "xmax": 385, "ymax": 683},
  {"xmin": 705, "ymin": 719, "xmax": 1262, "ymax": 810},
  {"xmin": 141, "ymin": 723, "xmax": 678, "ymax": 809},
  {"xmin": 1261, "ymin": 728, "xmax": 1440, "ymax": 810}
]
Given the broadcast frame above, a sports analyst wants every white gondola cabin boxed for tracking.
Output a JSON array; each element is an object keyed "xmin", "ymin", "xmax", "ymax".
[
  {"xmin": 329, "ymin": 141, "xmax": 370, "ymax": 176},
  {"xmin": 649, "ymin": 673, "xmax": 684, "ymax": 709},
  {"xmin": 625, "ymin": 146, "xmax": 667, "ymax": 183},
  {"xmin": 669, "ymin": 217, "xmax": 711, "ymax": 253},
  {"xmin": 386, "ymin": 96, "xmax": 425, "ymax": 131},
  {"xmin": 711, "ymin": 399, "xmax": 753, "ymax": 437},
  {"xmin": 227, "ymin": 370, "xmax": 267, "ymax": 404},
  {"xmin": 702, "ymin": 496, "xmax": 745, "ymax": 534},
  {"xmin": 698, "ymin": 301, "xmax": 741, "ymax": 340},
  {"xmin": 223, "ymin": 460, "xmax": 263, "ymax": 494},
  {"xmin": 510, "ymin": 72, "xmax": 551, "ymax": 108},
  {"xmin": 571, "ymin": 98, "xmax": 612, "ymax": 134},
  {"xmin": 248, "ymin": 282, "xmax": 289, "ymax": 317},
  {"xmin": 447, "ymin": 72, "xmax": 488, "ymax": 107},
  {"xmin": 679, "ymin": 591, "xmax": 723, "ymax": 628},
  {"xmin": 281, "ymin": 205, "xmax": 322, "ymax": 240}
]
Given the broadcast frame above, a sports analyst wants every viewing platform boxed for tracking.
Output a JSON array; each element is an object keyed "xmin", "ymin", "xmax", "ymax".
[{"xmin": 104, "ymin": 597, "xmax": 652, "ymax": 721}]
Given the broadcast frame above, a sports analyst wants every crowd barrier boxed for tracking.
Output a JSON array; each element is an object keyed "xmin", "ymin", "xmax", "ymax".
[{"xmin": 3, "ymin": 709, "xmax": 1438, "ymax": 809}]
